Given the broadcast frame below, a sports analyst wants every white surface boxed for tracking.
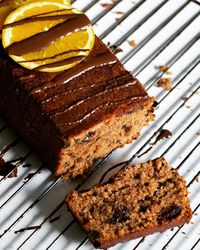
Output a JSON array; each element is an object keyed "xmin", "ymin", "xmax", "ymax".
[{"xmin": 0, "ymin": 0, "xmax": 200, "ymax": 249}]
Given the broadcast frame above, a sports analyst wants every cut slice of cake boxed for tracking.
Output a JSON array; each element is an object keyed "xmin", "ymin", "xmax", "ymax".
[
  {"xmin": 66, "ymin": 157, "xmax": 192, "ymax": 249},
  {"xmin": 0, "ymin": 34, "xmax": 154, "ymax": 179}
]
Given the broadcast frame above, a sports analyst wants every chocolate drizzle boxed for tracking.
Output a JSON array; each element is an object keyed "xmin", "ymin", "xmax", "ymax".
[
  {"xmin": 49, "ymin": 215, "xmax": 61, "ymax": 223},
  {"xmin": 19, "ymin": 49, "xmax": 89, "ymax": 63},
  {"xmin": 31, "ymin": 52, "xmax": 118, "ymax": 94},
  {"xmin": 14, "ymin": 225, "xmax": 41, "ymax": 234},
  {"xmin": 0, "ymin": 0, "xmax": 14, "ymax": 7},
  {"xmin": 54, "ymin": 83, "xmax": 142, "ymax": 126},
  {"xmin": 6, "ymin": 14, "xmax": 90, "ymax": 56},
  {"xmin": 34, "ymin": 55, "xmax": 85, "ymax": 71},
  {"xmin": 138, "ymin": 129, "xmax": 172, "ymax": 158},
  {"xmin": 4, "ymin": 10, "xmax": 74, "ymax": 29}
]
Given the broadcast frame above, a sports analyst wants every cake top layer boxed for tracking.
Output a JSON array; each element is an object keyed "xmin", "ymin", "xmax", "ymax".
[{"xmin": 0, "ymin": 36, "xmax": 151, "ymax": 141}]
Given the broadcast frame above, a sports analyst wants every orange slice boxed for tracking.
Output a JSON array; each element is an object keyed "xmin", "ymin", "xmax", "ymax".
[
  {"xmin": 2, "ymin": 1, "xmax": 95, "ymax": 72},
  {"xmin": 0, "ymin": 0, "xmax": 71, "ymax": 32}
]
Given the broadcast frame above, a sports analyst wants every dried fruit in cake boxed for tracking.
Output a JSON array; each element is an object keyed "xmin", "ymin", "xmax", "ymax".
[
  {"xmin": 0, "ymin": 0, "xmax": 71, "ymax": 32},
  {"xmin": 2, "ymin": 1, "xmax": 95, "ymax": 72}
]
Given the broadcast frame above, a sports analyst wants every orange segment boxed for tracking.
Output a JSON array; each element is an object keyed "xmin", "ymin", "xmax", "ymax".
[{"xmin": 2, "ymin": 1, "xmax": 95, "ymax": 72}]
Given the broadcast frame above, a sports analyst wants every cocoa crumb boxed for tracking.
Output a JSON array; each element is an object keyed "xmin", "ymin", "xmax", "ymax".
[
  {"xmin": 115, "ymin": 17, "xmax": 122, "ymax": 22},
  {"xmin": 114, "ymin": 11, "xmax": 125, "ymax": 15},
  {"xmin": 195, "ymin": 176, "xmax": 199, "ymax": 183},
  {"xmin": 194, "ymin": 212, "xmax": 198, "ymax": 216},
  {"xmin": 182, "ymin": 96, "xmax": 188, "ymax": 101},
  {"xmin": 157, "ymin": 78, "xmax": 172, "ymax": 90},
  {"xmin": 196, "ymin": 132, "xmax": 200, "ymax": 136},
  {"xmin": 159, "ymin": 65, "xmax": 172, "ymax": 75},
  {"xmin": 182, "ymin": 231, "xmax": 186, "ymax": 234},
  {"xmin": 101, "ymin": 3, "xmax": 113, "ymax": 9},
  {"xmin": 159, "ymin": 65, "xmax": 169, "ymax": 72},
  {"xmin": 185, "ymin": 105, "xmax": 193, "ymax": 111},
  {"xmin": 107, "ymin": 42, "xmax": 123, "ymax": 54},
  {"xmin": 128, "ymin": 40, "xmax": 137, "ymax": 48}
]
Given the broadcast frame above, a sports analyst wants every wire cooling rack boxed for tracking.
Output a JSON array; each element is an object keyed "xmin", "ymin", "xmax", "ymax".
[{"xmin": 0, "ymin": 0, "xmax": 200, "ymax": 249}]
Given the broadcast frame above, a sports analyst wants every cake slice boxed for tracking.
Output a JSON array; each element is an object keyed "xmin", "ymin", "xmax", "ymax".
[{"xmin": 66, "ymin": 157, "xmax": 192, "ymax": 249}]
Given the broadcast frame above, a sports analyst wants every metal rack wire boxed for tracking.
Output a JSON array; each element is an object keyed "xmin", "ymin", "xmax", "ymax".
[{"xmin": 0, "ymin": 0, "xmax": 199, "ymax": 249}]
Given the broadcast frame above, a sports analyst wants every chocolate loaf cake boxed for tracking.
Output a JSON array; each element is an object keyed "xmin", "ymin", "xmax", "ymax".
[
  {"xmin": 0, "ymin": 34, "xmax": 154, "ymax": 179},
  {"xmin": 66, "ymin": 157, "xmax": 192, "ymax": 249}
]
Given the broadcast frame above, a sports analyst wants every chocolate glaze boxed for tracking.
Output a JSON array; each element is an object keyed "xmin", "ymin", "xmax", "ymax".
[
  {"xmin": 4, "ymin": 11, "xmax": 75, "ymax": 29},
  {"xmin": 19, "ymin": 49, "xmax": 89, "ymax": 63},
  {"xmin": 7, "ymin": 14, "xmax": 90, "ymax": 56},
  {"xmin": 55, "ymin": 94, "xmax": 146, "ymax": 128},
  {"xmin": 31, "ymin": 52, "xmax": 118, "ymax": 94},
  {"xmin": 34, "ymin": 55, "xmax": 85, "ymax": 71}
]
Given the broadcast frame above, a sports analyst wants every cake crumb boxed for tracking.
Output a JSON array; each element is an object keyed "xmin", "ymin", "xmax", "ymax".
[
  {"xmin": 159, "ymin": 65, "xmax": 169, "ymax": 72},
  {"xmin": 101, "ymin": 3, "xmax": 113, "ymax": 9},
  {"xmin": 159, "ymin": 65, "xmax": 173, "ymax": 75},
  {"xmin": 157, "ymin": 78, "xmax": 172, "ymax": 90},
  {"xmin": 128, "ymin": 40, "xmax": 137, "ymax": 48},
  {"xmin": 182, "ymin": 96, "xmax": 188, "ymax": 101},
  {"xmin": 186, "ymin": 105, "xmax": 193, "ymax": 111},
  {"xmin": 196, "ymin": 132, "xmax": 200, "ymax": 136},
  {"xmin": 107, "ymin": 42, "xmax": 123, "ymax": 54},
  {"xmin": 190, "ymin": 221, "xmax": 194, "ymax": 224},
  {"xmin": 114, "ymin": 11, "xmax": 125, "ymax": 15},
  {"xmin": 195, "ymin": 176, "xmax": 199, "ymax": 183},
  {"xmin": 115, "ymin": 17, "xmax": 122, "ymax": 22},
  {"xmin": 194, "ymin": 212, "xmax": 198, "ymax": 216}
]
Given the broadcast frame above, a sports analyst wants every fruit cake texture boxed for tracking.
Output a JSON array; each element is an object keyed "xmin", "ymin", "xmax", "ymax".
[
  {"xmin": 66, "ymin": 157, "xmax": 192, "ymax": 249},
  {"xmin": 0, "ymin": 36, "xmax": 154, "ymax": 179}
]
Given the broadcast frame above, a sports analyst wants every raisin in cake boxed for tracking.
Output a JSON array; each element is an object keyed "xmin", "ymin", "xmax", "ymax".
[
  {"xmin": 66, "ymin": 157, "xmax": 192, "ymax": 249},
  {"xmin": 0, "ymin": 35, "xmax": 154, "ymax": 179}
]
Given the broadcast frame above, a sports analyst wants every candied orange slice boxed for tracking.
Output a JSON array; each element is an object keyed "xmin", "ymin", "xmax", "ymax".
[
  {"xmin": 0, "ymin": 0, "xmax": 71, "ymax": 32},
  {"xmin": 2, "ymin": 1, "xmax": 94, "ymax": 72}
]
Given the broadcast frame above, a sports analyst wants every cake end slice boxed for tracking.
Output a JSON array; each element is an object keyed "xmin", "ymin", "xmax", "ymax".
[{"xmin": 66, "ymin": 157, "xmax": 192, "ymax": 249}]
